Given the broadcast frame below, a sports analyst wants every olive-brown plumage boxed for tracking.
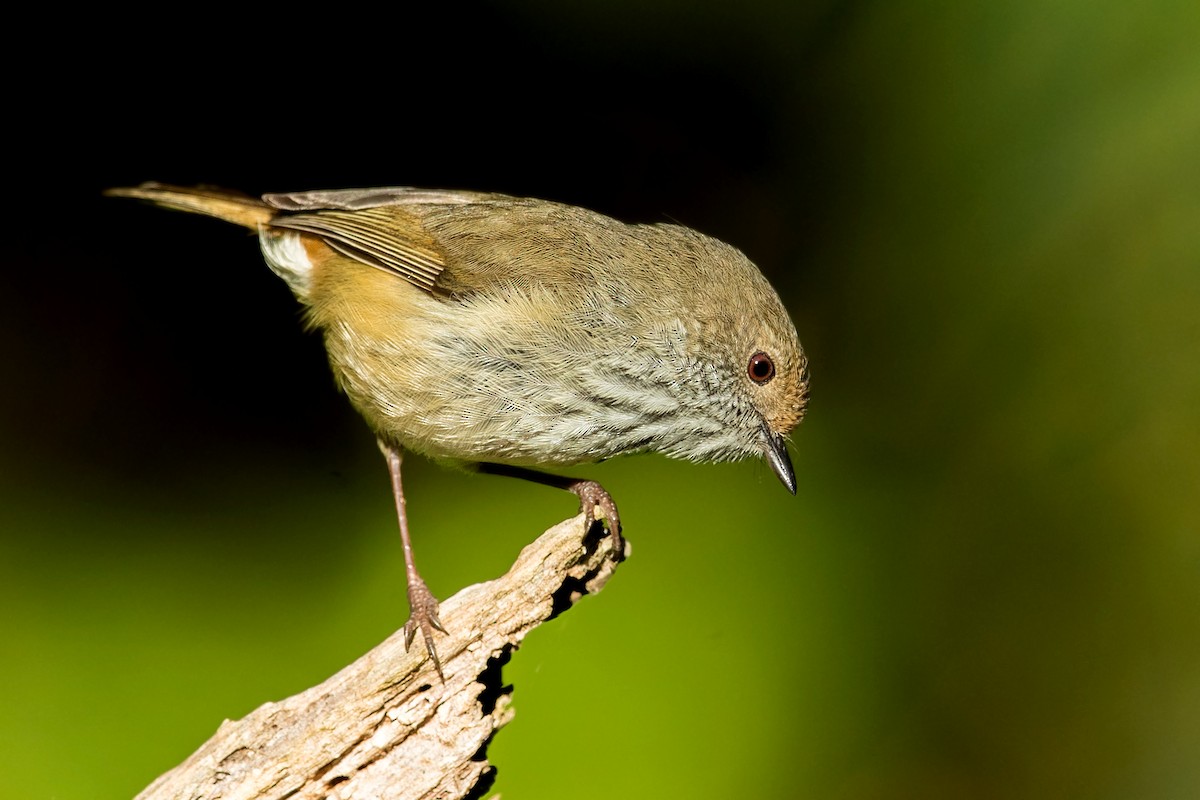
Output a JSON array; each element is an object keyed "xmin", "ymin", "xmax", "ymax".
[{"xmin": 107, "ymin": 183, "xmax": 810, "ymax": 675}]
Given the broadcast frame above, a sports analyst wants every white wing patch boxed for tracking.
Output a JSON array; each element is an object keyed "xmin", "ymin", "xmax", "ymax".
[{"xmin": 258, "ymin": 228, "xmax": 313, "ymax": 301}]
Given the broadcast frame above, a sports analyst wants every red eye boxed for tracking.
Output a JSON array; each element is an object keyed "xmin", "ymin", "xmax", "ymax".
[{"xmin": 748, "ymin": 351, "xmax": 776, "ymax": 384}]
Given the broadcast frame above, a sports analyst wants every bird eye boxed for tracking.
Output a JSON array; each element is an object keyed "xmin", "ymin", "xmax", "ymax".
[{"xmin": 747, "ymin": 351, "xmax": 776, "ymax": 384}]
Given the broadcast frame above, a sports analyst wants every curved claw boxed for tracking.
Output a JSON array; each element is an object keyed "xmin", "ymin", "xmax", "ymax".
[
  {"xmin": 569, "ymin": 479, "xmax": 626, "ymax": 560},
  {"xmin": 404, "ymin": 579, "xmax": 447, "ymax": 678}
]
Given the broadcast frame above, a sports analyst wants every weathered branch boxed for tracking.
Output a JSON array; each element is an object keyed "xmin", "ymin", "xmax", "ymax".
[{"xmin": 136, "ymin": 515, "xmax": 625, "ymax": 800}]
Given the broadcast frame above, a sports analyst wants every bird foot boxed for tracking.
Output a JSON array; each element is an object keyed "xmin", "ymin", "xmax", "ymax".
[
  {"xmin": 569, "ymin": 479, "xmax": 626, "ymax": 561},
  {"xmin": 403, "ymin": 578, "xmax": 447, "ymax": 677}
]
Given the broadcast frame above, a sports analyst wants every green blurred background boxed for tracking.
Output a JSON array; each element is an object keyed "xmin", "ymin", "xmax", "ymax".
[{"xmin": 4, "ymin": 1, "xmax": 1198, "ymax": 798}]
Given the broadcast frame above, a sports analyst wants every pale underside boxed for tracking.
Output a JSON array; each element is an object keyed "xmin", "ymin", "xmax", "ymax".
[{"xmin": 316, "ymin": 257, "xmax": 759, "ymax": 468}]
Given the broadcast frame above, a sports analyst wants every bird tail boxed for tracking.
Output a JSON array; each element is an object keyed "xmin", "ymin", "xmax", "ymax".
[{"xmin": 104, "ymin": 183, "xmax": 275, "ymax": 230}]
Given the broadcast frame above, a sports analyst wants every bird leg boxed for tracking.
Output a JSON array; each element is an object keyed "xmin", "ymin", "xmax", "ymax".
[
  {"xmin": 477, "ymin": 463, "xmax": 626, "ymax": 560},
  {"xmin": 380, "ymin": 440, "xmax": 447, "ymax": 677}
]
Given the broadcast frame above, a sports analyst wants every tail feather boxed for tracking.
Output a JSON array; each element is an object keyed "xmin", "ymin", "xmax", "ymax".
[{"xmin": 104, "ymin": 183, "xmax": 275, "ymax": 230}]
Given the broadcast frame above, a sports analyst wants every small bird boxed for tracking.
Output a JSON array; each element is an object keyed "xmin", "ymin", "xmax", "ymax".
[{"xmin": 106, "ymin": 183, "xmax": 810, "ymax": 674}]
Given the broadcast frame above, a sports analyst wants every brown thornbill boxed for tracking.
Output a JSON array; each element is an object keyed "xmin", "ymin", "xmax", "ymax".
[{"xmin": 107, "ymin": 183, "xmax": 811, "ymax": 675}]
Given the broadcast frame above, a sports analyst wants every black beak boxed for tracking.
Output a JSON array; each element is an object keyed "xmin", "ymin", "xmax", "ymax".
[{"xmin": 762, "ymin": 427, "xmax": 796, "ymax": 495}]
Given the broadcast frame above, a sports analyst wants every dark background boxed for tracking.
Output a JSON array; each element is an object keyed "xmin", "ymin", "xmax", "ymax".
[{"xmin": 3, "ymin": 2, "xmax": 1198, "ymax": 798}]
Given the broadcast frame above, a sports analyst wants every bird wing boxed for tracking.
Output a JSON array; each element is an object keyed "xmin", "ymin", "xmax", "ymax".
[
  {"xmin": 263, "ymin": 187, "xmax": 624, "ymax": 299},
  {"xmin": 264, "ymin": 188, "xmax": 521, "ymax": 294},
  {"xmin": 263, "ymin": 187, "xmax": 502, "ymax": 211},
  {"xmin": 268, "ymin": 206, "xmax": 449, "ymax": 293}
]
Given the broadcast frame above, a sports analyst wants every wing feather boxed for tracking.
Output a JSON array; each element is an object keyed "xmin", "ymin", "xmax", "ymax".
[
  {"xmin": 271, "ymin": 207, "xmax": 446, "ymax": 293},
  {"xmin": 263, "ymin": 187, "xmax": 497, "ymax": 211}
]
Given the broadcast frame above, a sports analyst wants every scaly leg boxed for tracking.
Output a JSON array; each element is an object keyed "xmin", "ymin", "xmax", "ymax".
[
  {"xmin": 380, "ymin": 440, "xmax": 447, "ymax": 677},
  {"xmin": 477, "ymin": 463, "xmax": 626, "ymax": 560}
]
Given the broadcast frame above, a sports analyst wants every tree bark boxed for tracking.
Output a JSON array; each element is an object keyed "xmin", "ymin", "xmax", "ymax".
[{"xmin": 136, "ymin": 515, "xmax": 625, "ymax": 800}]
